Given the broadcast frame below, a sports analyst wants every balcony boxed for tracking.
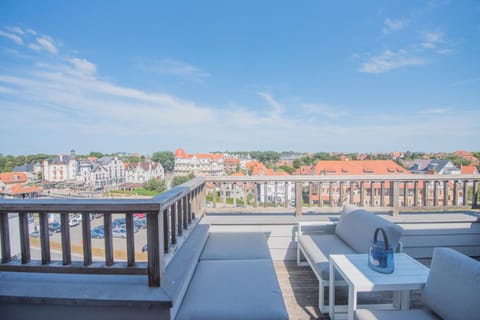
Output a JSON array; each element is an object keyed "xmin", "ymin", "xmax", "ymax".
[{"xmin": 0, "ymin": 175, "xmax": 479, "ymax": 319}]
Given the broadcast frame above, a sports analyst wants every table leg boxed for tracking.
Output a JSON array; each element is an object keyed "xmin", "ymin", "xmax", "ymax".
[
  {"xmin": 329, "ymin": 261, "xmax": 335, "ymax": 319},
  {"xmin": 348, "ymin": 285, "xmax": 357, "ymax": 320},
  {"xmin": 393, "ymin": 291, "xmax": 400, "ymax": 308},
  {"xmin": 401, "ymin": 290, "xmax": 410, "ymax": 310}
]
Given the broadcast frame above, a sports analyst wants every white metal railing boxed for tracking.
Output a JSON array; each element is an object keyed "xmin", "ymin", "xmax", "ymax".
[
  {"xmin": 0, "ymin": 177, "xmax": 206, "ymax": 287},
  {"xmin": 205, "ymin": 174, "xmax": 480, "ymax": 215}
]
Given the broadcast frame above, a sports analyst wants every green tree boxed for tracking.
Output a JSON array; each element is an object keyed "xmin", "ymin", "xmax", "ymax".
[
  {"xmin": 143, "ymin": 178, "xmax": 167, "ymax": 193},
  {"xmin": 171, "ymin": 173, "xmax": 195, "ymax": 188},
  {"xmin": 87, "ymin": 152, "xmax": 104, "ymax": 158},
  {"xmin": 278, "ymin": 165, "xmax": 295, "ymax": 174},
  {"xmin": 152, "ymin": 151, "xmax": 175, "ymax": 172}
]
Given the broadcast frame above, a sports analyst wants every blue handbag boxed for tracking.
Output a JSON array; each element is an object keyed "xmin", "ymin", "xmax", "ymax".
[{"xmin": 368, "ymin": 227, "xmax": 394, "ymax": 274}]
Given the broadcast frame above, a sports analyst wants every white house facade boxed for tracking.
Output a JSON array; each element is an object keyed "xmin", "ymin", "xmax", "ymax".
[
  {"xmin": 125, "ymin": 161, "xmax": 164, "ymax": 183},
  {"xmin": 42, "ymin": 150, "xmax": 78, "ymax": 182}
]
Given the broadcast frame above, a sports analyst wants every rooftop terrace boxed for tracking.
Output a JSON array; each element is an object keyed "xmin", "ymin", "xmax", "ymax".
[{"xmin": 0, "ymin": 175, "xmax": 479, "ymax": 319}]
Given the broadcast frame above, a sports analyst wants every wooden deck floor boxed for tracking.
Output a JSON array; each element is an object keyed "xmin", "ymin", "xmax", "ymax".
[{"xmin": 273, "ymin": 260, "xmax": 430, "ymax": 320}]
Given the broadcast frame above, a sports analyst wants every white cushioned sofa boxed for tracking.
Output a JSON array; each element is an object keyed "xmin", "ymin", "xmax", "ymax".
[
  {"xmin": 297, "ymin": 205, "xmax": 404, "ymax": 313},
  {"xmin": 355, "ymin": 247, "xmax": 480, "ymax": 320}
]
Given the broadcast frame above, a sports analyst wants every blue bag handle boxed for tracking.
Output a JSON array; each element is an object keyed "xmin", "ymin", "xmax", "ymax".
[{"xmin": 373, "ymin": 227, "xmax": 390, "ymax": 252}]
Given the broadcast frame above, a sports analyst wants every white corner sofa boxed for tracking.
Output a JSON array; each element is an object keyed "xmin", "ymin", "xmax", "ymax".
[{"xmin": 297, "ymin": 205, "xmax": 404, "ymax": 313}]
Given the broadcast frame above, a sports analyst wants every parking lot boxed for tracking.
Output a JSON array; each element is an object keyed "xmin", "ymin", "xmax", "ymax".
[{"xmin": 32, "ymin": 214, "xmax": 148, "ymax": 261}]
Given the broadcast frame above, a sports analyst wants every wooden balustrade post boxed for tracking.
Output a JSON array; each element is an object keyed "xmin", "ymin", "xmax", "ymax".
[
  {"xmin": 339, "ymin": 182, "xmax": 344, "ymax": 207},
  {"xmin": 39, "ymin": 212, "xmax": 50, "ymax": 265},
  {"xmin": 18, "ymin": 212, "xmax": 31, "ymax": 264},
  {"xmin": 391, "ymin": 181, "xmax": 400, "ymax": 216},
  {"xmin": 177, "ymin": 200, "xmax": 183, "ymax": 236},
  {"xmin": 295, "ymin": 182, "xmax": 303, "ymax": 217},
  {"xmin": 380, "ymin": 181, "xmax": 385, "ymax": 207},
  {"xmin": 233, "ymin": 183, "xmax": 237, "ymax": 208},
  {"xmin": 443, "ymin": 181, "xmax": 448, "ymax": 207},
  {"xmin": 212, "ymin": 182, "xmax": 217, "ymax": 208},
  {"xmin": 170, "ymin": 204, "xmax": 177, "ymax": 245},
  {"xmin": 413, "ymin": 181, "xmax": 418, "ymax": 207},
  {"xmin": 285, "ymin": 182, "xmax": 289, "ymax": 208},
  {"xmin": 126, "ymin": 213, "xmax": 135, "ymax": 266},
  {"xmin": 308, "ymin": 182, "xmax": 312, "ymax": 207},
  {"xmin": 349, "ymin": 182, "xmax": 353, "ymax": 206},
  {"xmin": 60, "ymin": 213, "xmax": 71, "ymax": 265},
  {"xmin": 163, "ymin": 208, "xmax": 169, "ymax": 253},
  {"xmin": 360, "ymin": 181, "xmax": 365, "ymax": 207},
  {"xmin": 254, "ymin": 182, "xmax": 258, "ymax": 207},
  {"xmin": 147, "ymin": 209, "xmax": 165, "ymax": 287},
  {"xmin": 104, "ymin": 213, "xmax": 113, "ymax": 266},
  {"xmin": 263, "ymin": 182, "xmax": 268, "ymax": 208},
  {"xmin": 275, "ymin": 182, "xmax": 279, "ymax": 208},
  {"xmin": 453, "ymin": 181, "xmax": 458, "ymax": 206},
  {"xmin": 473, "ymin": 180, "xmax": 479, "ymax": 207},
  {"xmin": 0, "ymin": 212, "xmax": 11, "ymax": 263}
]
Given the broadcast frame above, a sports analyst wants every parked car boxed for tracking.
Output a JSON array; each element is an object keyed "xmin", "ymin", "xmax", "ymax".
[
  {"xmin": 142, "ymin": 244, "xmax": 148, "ymax": 252},
  {"xmin": 30, "ymin": 230, "xmax": 41, "ymax": 238},
  {"xmin": 113, "ymin": 218, "xmax": 126, "ymax": 225},
  {"xmin": 48, "ymin": 222, "xmax": 61, "ymax": 233},
  {"xmin": 31, "ymin": 230, "xmax": 53, "ymax": 238},
  {"xmin": 69, "ymin": 218, "xmax": 80, "ymax": 227},
  {"xmin": 135, "ymin": 218, "xmax": 147, "ymax": 229},
  {"xmin": 112, "ymin": 220, "xmax": 125, "ymax": 229},
  {"xmin": 112, "ymin": 228, "xmax": 127, "ymax": 238},
  {"xmin": 91, "ymin": 228, "xmax": 105, "ymax": 239}
]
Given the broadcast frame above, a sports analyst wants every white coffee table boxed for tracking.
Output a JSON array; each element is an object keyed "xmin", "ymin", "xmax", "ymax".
[{"xmin": 329, "ymin": 253, "xmax": 429, "ymax": 320}]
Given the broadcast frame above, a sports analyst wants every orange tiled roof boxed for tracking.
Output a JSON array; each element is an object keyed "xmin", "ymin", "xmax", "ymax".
[
  {"xmin": 9, "ymin": 183, "xmax": 42, "ymax": 195},
  {"xmin": 0, "ymin": 172, "xmax": 28, "ymax": 184},
  {"xmin": 314, "ymin": 160, "xmax": 408, "ymax": 175},
  {"xmin": 176, "ymin": 148, "xmax": 223, "ymax": 161},
  {"xmin": 461, "ymin": 165, "xmax": 479, "ymax": 175}
]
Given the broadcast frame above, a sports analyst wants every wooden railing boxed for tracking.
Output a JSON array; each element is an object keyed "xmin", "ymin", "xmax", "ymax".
[
  {"xmin": 0, "ymin": 177, "xmax": 206, "ymax": 287},
  {"xmin": 205, "ymin": 174, "xmax": 480, "ymax": 215}
]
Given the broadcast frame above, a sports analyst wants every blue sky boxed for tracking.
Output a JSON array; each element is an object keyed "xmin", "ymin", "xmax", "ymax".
[{"xmin": 0, "ymin": 1, "xmax": 479, "ymax": 155}]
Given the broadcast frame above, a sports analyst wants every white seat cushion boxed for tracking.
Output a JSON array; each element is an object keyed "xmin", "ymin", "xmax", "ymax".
[
  {"xmin": 200, "ymin": 232, "xmax": 271, "ymax": 260},
  {"xmin": 176, "ymin": 259, "xmax": 288, "ymax": 320},
  {"xmin": 298, "ymin": 233, "xmax": 355, "ymax": 280},
  {"xmin": 355, "ymin": 309, "xmax": 438, "ymax": 320}
]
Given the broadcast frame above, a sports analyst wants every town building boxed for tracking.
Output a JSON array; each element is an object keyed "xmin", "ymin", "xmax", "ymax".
[
  {"xmin": 407, "ymin": 159, "xmax": 461, "ymax": 175},
  {"xmin": 0, "ymin": 172, "xmax": 42, "ymax": 198},
  {"xmin": 223, "ymin": 157, "xmax": 240, "ymax": 175},
  {"xmin": 90, "ymin": 156, "xmax": 125, "ymax": 190},
  {"xmin": 174, "ymin": 148, "xmax": 224, "ymax": 176},
  {"xmin": 42, "ymin": 150, "xmax": 78, "ymax": 182},
  {"xmin": 124, "ymin": 161, "xmax": 165, "ymax": 183}
]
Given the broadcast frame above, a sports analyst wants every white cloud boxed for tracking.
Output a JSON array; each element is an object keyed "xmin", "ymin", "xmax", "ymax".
[
  {"xmin": 420, "ymin": 31, "xmax": 444, "ymax": 48},
  {"xmin": 35, "ymin": 36, "xmax": 58, "ymax": 54},
  {"xmin": 0, "ymin": 30, "xmax": 23, "ymax": 45},
  {"xmin": 418, "ymin": 108, "xmax": 451, "ymax": 115},
  {"xmin": 358, "ymin": 49, "xmax": 426, "ymax": 74},
  {"xmin": 140, "ymin": 58, "xmax": 210, "ymax": 81},
  {"xmin": 5, "ymin": 26, "xmax": 25, "ymax": 35},
  {"xmin": 69, "ymin": 58, "xmax": 96, "ymax": 75},
  {"xmin": 301, "ymin": 103, "xmax": 350, "ymax": 118},
  {"xmin": 258, "ymin": 92, "xmax": 285, "ymax": 118},
  {"xmin": 383, "ymin": 18, "xmax": 407, "ymax": 34}
]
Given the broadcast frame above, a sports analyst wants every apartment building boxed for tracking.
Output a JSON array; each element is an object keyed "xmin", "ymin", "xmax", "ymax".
[{"xmin": 174, "ymin": 148, "xmax": 224, "ymax": 176}]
